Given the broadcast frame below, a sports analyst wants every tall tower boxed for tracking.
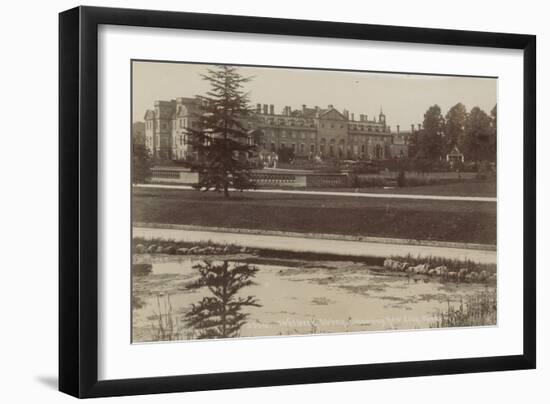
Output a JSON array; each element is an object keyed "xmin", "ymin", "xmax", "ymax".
[{"xmin": 379, "ymin": 106, "xmax": 386, "ymax": 124}]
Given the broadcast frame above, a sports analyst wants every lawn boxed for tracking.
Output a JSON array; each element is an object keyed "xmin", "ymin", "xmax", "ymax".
[
  {"xmin": 132, "ymin": 187, "xmax": 496, "ymax": 245},
  {"xmin": 326, "ymin": 180, "xmax": 496, "ymax": 197}
]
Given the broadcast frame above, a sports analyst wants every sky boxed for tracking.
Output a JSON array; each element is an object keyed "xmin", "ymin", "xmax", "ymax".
[{"xmin": 132, "ymin": 61, "xmax": 497, "ymax": 130}]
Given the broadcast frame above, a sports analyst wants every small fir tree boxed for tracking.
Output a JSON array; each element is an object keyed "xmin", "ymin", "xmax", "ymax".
[{"xmin": 184, "ymin": 261, "xmax": 260, "ymax": 339}]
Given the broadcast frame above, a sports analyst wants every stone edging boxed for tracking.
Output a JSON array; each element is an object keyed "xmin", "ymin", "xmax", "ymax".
[{"xmin": 133, "ymin": 222, "xmax": 497, "ymax": 252}]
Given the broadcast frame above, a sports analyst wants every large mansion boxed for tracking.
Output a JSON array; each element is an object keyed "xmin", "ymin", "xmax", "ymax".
[{"xmin": 143, "ymin": 97, "xmax": 414, "ymax": 162}]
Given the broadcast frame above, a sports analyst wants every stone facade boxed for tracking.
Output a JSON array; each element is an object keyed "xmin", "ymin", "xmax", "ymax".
[
  {"xmin": 144, "ymin": 97, "xmax": 203, "ymax": 160},
  {"xmin": 387, "ymin": 124, "xmax": 414, "ymax": 159},
  {"xmin": 144, "ymin": 97, "xmax": 409, "ymax": 161}
]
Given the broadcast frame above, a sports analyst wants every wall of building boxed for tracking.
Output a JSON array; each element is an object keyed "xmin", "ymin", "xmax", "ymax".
[{"xmin": 144, "ymin": 98, "xmax": 409, "ymax": 161}]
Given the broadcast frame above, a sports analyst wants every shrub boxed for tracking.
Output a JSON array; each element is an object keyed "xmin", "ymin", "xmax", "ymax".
[
  {"xmin": 431, "ymin": 289, "xmax": 497, "ymax": 328},
  {"xmin": 390, "ymin": 253, "xmax": 496, "ymax": 274},
  {"xmin": 355, "ymin": 176, "xmax": 390, "ymax": 188},
  {"xmin": 396, "ymin": 170, "xmax": 406, "ymax": 187}
]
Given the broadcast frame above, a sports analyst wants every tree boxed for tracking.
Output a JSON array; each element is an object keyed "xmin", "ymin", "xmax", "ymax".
[
  {"xmin": 184, "ymin": 261, "xmax": 261, "ymax": 339},
  {"xmin": 132, "ymin": 142, "xmax": 153, "ymax": 184},
  {"xmin": 490, "ymin": 104, "xmax": 497, "ymax": 128},
  {"xmin": 463, "ymin": 106, "xmax": 494, "ymax": 162},
  {"xmin": 416, "ymin": 105, "xmax": 445, "ymax": 161},
  {"xmin": 186, "ymin": 65, "xmax": 256, "ymax": 198},
  {"xmin": 132, "ymin": 122, "xmax": 146, "ymax": 145},
  {"xmin": 490, "ymin": 104, "xmax": 497, "ymax": 161},
  {"xmin": 444, "ymin": 103, "xmax": 467, "ymax": 153}
]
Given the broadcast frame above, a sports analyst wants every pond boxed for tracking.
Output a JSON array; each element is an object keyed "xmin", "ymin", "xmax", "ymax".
[{"xmin": 132, "ymin": 255, "xmax": 496, "ymax": 343}]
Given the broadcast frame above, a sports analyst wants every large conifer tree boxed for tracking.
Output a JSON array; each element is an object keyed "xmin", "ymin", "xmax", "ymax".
[{"xmin": 187, "ymin": 65, "xmax": 256, "ymax": 198}]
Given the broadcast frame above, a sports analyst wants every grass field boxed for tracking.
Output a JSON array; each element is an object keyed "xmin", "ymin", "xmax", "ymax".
[
  {"xmin": 133, "ymin": 187, "xmax": 496, "ymax": 245},
  {"xmin": 328, "ymin": 180, "xmax": 496, "ymax": 197}
]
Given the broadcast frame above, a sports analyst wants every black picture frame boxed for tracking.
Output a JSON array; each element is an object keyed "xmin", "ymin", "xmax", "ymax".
[{"xmin": 59, "ymin": 5, "xmax": 536, "ymax": 398}]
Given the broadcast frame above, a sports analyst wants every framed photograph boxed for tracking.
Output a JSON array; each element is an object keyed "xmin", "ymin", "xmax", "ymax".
[{"xmin": 59, "ymin": 6, "xmax": 536, "ymax": 398}]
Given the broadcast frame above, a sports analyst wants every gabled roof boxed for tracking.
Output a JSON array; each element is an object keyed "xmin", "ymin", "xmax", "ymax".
[
  {"xmin": 175, "ymin": 97, "xmax": 203, "ymax": 118},
  {"xmin": 301, "ymin": 107, "xmax": 318, "ymax": 118},
  {"xmin": 318, "ymin": 108, "xmax": 347, "ymax": 121},
  {"xmin": 144, "ymin": 109, "xmax": 155, "ymax": 120}
]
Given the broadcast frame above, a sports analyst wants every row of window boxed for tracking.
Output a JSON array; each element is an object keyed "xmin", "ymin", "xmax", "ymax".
[
  {"xmin": 254, "ymin": 117, "xmax": 386, "ymax": 132},
  {"xmin": 146, "ymin": 119, "xmax": 198, "ymax": 131},
  {"xmin": 265, "ymin": 131, "xmax": 316, "ymax": 140},
  {"xmin": 349, "ymin": 124, "xmax": 386, "ymax": 132},
  {"xmin": 265, "ymin": 142, "xmax": 383, "ymax": 156},
  {"xmin": 172, "ymin": 118, "xmax": 198, "ymax": 129},
  {"xmin": 262, "ymin": 131, "xmax": 386, "ymax": 143},
  {"xmin": 258, "ymin": 118, "xmax": 315, "ymax": 127}
]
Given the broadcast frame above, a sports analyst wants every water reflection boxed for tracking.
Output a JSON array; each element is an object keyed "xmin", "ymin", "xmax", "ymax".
[
  {"xmin": 131, "ymin": 258, "xmax": 497, "ymax": 342},
  {"xmin": 184, "ymin": 261, "xmax": 261, "ymax": 339}
]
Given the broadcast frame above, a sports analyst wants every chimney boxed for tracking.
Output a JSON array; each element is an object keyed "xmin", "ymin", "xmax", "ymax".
[
  {"xmin": 396, "ymin": 124, "xmax": 400, "ymax": 133},
  {"xmin": 411, "ymin": 124, "xmax": 415, "ymax": 132},
  {"xmin": 256, "ymin": 103, "xmax": 261, "ymax": 114},
  {"xmin": 417, "ymin": 123, "xmax": 422, "ymax": 131},
  {"xmin": 263, "ymin": 104, "xmax": 268, "ymax": 115},
  {"xmin": 343, "ymin": 109, "xmax": 349, "ymax": 119},
  {"xmin": 360, "ymin": 114, "xmax": 364, "ymax": 121},
  {"xmin": 269, "ymin": 104, "xmax": 274, "ymax": 115},
  {"xmin": 351, "ymin": 113, "xmax": 355, "ymax": 121},
  {"xmin": 328, "ymin": 104, "xmax": 333, "ymax": 109}
]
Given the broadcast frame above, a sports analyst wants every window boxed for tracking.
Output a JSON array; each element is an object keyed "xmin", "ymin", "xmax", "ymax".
[
  {"xmin": 375, "ymin": 144, "xmax": 382, "ymax": 159},
  {"xmin": 310, "ymin": 144, "xmax": 315, "ymax": 153}
]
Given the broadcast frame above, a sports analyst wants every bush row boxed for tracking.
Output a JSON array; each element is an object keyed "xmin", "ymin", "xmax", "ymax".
[
  {"xmin": 383, "ymin": 258, "xmax": 496, "ymax": 284},
  {"xmin": 133, "ymin": 238, "xmax": 256, "ymax": 256}
]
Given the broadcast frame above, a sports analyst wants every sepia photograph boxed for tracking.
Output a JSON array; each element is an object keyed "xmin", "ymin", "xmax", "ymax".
[{"xmin": 131, "ymin": 60, "xmax": 497, "ymax": 343}]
